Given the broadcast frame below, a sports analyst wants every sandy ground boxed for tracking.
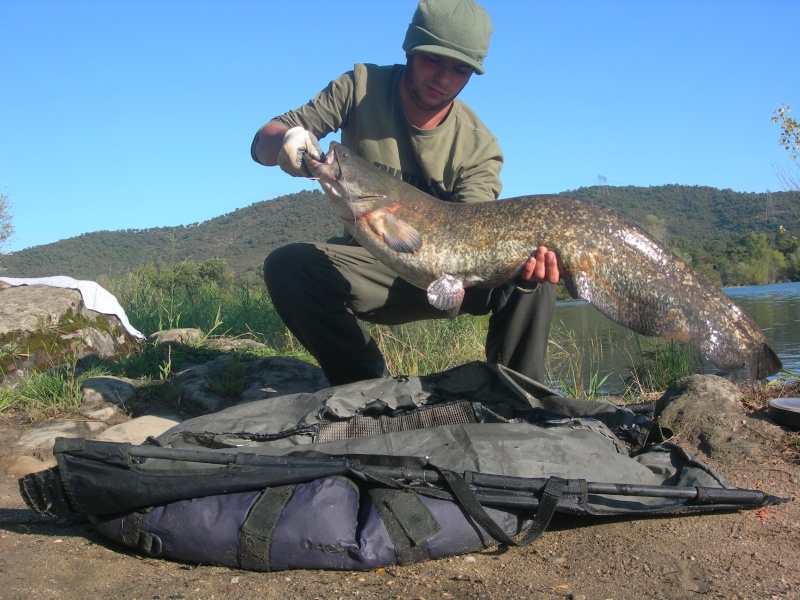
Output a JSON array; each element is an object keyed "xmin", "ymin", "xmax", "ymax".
[{"xmin": 1, "ymin": 415, "xmax": 798, "ymax": 600}]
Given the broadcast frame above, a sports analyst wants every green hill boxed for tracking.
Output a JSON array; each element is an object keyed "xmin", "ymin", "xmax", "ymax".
[
  {"xmin": 1, "ymin": 185, "xmax": 796, "ymax": 283},
  {"xmin": 563, "ymin": 184, "xmax": 792, "ymax": 242},
  {"xmin": 1, "ymin": 190, "xmax": 342, "ymax": 281}
]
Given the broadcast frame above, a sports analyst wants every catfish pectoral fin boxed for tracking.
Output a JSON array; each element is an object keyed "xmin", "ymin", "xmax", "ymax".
[
  {"xmin": 362, "ymin": 208, "xmax": 422, "ymax": 254},
  {"xmin": 427, "ymin": 274, "xmax": 465, "ymax": 319}
]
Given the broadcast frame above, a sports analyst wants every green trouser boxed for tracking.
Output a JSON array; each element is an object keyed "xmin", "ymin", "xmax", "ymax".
[{"xmin": 264, "ymin": 242, "xmax": 556, "ymax": 386}]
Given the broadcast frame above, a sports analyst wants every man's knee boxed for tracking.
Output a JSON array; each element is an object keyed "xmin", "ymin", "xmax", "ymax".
[
  {"xmin": 263, "ymin": 244, "xmax": 316, "ymax": 309},
  {"xmin": 264, "ymin": 243, "xmax": 349, "ymax": 309},
  {"xmin": 263, "ymin": 243, "xmax": 314, "ymax": 288}
]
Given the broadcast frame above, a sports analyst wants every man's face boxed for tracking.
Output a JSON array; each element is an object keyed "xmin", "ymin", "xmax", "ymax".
[{"xmin": 403, "ymin": 52, "xmax": 474, "ymax": 112}]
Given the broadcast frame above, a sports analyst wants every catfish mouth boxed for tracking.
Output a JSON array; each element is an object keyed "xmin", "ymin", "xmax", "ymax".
[
  {"xmin": 303, "ymin": 144, "xmax": 339, "ymax": 179},
  {"xmin": 305, "ymin": 143, "xmax": 386, "ymax": 204},
  {"xmin": 303, "ymin": 144, "xmax": 345, "ymax": 201}
]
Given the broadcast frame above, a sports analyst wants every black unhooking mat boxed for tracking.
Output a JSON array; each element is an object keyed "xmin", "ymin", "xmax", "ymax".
[{"xmin": 20, "ymin": 362, "xmax": 782, "ymax": 571}]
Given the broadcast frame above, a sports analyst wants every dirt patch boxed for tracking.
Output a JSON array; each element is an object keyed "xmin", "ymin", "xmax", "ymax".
[{"xmin": 1, "ymin": 405, "xmax": 798, "ymax": 599}]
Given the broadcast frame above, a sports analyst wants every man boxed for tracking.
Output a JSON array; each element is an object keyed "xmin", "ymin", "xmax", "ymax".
[{"xmin": 251, "ymin": 0, "xmax": 559, "ymax": 386}]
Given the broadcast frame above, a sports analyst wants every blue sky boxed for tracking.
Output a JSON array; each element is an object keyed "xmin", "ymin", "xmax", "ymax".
[{"xmin": 1, "ymin": 0, "xmax": 798, "ymax": 253}]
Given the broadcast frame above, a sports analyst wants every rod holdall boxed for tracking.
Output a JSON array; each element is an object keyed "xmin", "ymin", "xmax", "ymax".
[{"xmin": 17, "ymin": 362, "xmax": 787, "ymax": 571}]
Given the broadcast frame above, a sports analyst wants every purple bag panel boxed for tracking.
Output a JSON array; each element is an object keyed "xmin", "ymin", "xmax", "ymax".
[
  {"xmin": 422, "ymin": 495, "xmax": 519, "ymax": 559},
  {"xmin": 268, "ymin": 478, "xmax": 397, "ymax": 570},
  {"xmin": 90, "ymin": 477, "xmax": 517, "ymax": 571},
  {"xmin": 268, "ymin": 479, "xmax": 515, "ymax": 570},
  {"xmin": 91, "ymin": 491, "xmax": 262, "ymax": 566}
]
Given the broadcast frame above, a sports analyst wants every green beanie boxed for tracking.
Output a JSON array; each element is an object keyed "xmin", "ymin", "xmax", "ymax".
[{"xmin": 402, "ymin": 0, "xmax": 493, "ymax": 75}]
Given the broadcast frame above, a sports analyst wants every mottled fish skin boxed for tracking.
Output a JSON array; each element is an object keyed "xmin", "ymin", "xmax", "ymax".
[{"xmin": 306, "ymin": 143, "xmax": 782, "ymax": 381}]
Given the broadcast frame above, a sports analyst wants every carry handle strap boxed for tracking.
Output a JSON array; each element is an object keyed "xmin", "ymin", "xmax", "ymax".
[{"xmin": 433, "ymin": 466, "xmax": 566, "ymax": 547}]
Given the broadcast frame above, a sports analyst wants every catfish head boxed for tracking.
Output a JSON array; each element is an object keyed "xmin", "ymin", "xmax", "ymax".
[{"xmin": 304, "ymin": 142, "xmax": 393, "ymax": 221}]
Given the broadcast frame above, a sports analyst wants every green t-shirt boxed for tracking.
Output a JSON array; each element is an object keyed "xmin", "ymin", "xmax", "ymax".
[{"xmin": 269, "ymin": 63, "xmax": 503, "ymax": 204}]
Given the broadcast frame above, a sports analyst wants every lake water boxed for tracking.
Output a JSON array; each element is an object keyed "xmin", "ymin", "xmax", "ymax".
[{"xmin": 551, "ymin": 281, "xmax": 800, "ymax": 395}]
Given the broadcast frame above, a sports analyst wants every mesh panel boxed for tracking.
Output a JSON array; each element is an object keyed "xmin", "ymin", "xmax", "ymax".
[{"xmin": 316, "ymin": 401, "xmax": 477, "ymax": 443}]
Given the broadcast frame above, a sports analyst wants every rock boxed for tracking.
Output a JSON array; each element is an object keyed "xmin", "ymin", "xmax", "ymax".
[
  {"xmin": 81, "ymin": 375, "xmax": 139, "ymax": 408},
  {"xmin": 0, "ymin": 285, "xmax": 140, "ymax": 383},
  {"xmin": 12, "ymin": 419, "xmax": 109, "ymax": 460},
  {"xmin": 81, "ymin": 404, "xmax": 128, "ymax": 424},
  {"xmin": 211, "ymin": 338, "xmax": 268, "ymax": 352},
  {"xmin": 175, "ymin": 355, "xmax": 329, "ymax": 415},
  {"xmin": 4, "ymin": 455, "xmax": 58, "ymax": 478},
  {"xmin": 238, "ymin": 356, "xmax": 329, "ymax": 404},
  {"xmin": 80, "ymin": 376, "xmax": 138, "ymax": 425},
  {"xmin": 0, "ymin": 285, "xmax": 82, "ymax": 334},
  {"xmin": 150, "ymin": 328, "xmax": 204, "ymax": 346},
  {"xmin": 93, "ymin": 415, "xmax": 181, "ymax": 444},
  {"xmin": 655, "ymin": 374, "xmax": 779, "ymax": 460},
  {"xmin": 174, "ymin": 355, "xmax": 328, "ymax": 415}
]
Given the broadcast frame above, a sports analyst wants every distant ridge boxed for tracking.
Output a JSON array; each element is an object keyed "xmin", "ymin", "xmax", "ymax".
[
  {"xmin": 2, "ymin": 186, "xmax": 796, "ymax": 282},
  {"xmin": 2, "ymin": 190, "xmax": 341, "ymax": 280}
]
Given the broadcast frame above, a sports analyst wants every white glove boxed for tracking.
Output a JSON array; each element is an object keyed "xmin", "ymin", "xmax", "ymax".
[{"xmin": 277, "ymin": 126, "xmax": 323, "ymax": 177}]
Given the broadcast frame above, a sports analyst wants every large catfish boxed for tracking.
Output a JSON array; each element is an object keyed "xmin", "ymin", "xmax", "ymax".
[{"xmin": 305, "ymin": 142, "xmax": 782, "ymax": 381}]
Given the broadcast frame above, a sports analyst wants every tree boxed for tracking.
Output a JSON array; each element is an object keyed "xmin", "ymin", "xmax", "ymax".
[
  {"xmin": 725, "ymin": 232, "xmax": 787, "ymax": 285},
  {"xmin": 644, "ymin": 214, "xmax": 668, "ymax": 244},
  {"xmin": 0, "ymin": 192, "xmax": 14, "ymax": 256},
  {"xmin": 773, "ymin": 104, "xmax": 800, "ymax": 160},
  {"xmin": 772, "ymin": 104, "xmax": 800, "ymax": 198},
  {"xmin": 198, "ymin": 257, "xmax": 231, "ymax": 288}
]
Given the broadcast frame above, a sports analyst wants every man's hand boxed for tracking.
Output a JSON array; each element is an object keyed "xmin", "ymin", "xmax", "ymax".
[
  {"xmin": 520, "ymin": 246, "xmax": 560, "ymax": 284},
  {"xmin": 277, "ymin": 127, "xmax": 323, "ymax": 177}
]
